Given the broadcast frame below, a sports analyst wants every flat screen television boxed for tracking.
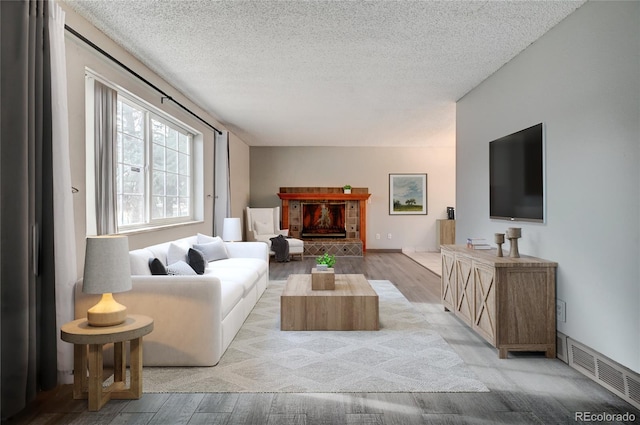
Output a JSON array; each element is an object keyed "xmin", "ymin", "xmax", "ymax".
[{"xmin": 489, "ymin": 123, "xmax": 544, "ymax": 222}]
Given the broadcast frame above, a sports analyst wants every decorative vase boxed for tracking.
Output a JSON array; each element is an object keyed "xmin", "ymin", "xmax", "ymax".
[
  {"xmin": 509, "ymin": 238, "xmax": 519, "ymax": 258},
  {"xmin": 494, "ymin": 233, "xmax": 505, "ymax": 257},
  {"xmin": 344, "ymin": 189, "xmax": 351, "ymax": 194},
  {"xmin": 506, "ymin": 227, "xmax": 521, "ymax": 258}
]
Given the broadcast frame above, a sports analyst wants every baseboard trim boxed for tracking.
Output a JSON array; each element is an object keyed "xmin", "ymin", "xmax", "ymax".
[
  {"xmin": 366, "ymin": 249, "xmax": 403, "ymax": 253},
  {"xmin": 557, "ymin": 332, "xmax": 640, "ymax": 410}
]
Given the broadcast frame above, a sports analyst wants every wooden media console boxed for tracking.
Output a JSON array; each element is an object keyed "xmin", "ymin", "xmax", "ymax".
[{"xmin": 441, "ymin": 245, "xmax": 557, "ymax": 359}]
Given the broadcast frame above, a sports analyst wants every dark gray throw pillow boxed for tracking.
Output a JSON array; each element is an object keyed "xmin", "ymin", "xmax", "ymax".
[
  {"xmin": 188, "ymin": 248, "xmax": 206, "ymax": 275},
  {"xmin": 148, "ymin": 258, "xmax": 168, "ymax": 275}
]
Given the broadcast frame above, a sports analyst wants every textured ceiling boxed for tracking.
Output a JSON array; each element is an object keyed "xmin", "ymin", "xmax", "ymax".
[{"xmin": 64, "ymin": 0, "xmax": 584, "ymax": 147}]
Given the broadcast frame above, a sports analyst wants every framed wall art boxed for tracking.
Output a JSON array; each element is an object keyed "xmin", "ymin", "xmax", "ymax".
[{"xmin": 389, "ymin": 173, "xmax": 427, "ymax": 215}]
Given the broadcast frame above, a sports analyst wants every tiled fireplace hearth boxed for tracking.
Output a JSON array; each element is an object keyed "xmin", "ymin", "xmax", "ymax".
[{"xmin": 278, "ymin": 187, "xmax": 371, "ymax": 256}]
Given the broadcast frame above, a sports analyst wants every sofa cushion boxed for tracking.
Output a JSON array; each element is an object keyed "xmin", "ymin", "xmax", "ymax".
[
  {"xmin": 207, "ymin": 258, "xmax": 268, "ymax": 279},
  {"xmin": 167, "ymin": 260, "xmax": 197, "ymax": 275},
  {"xmin": 188, "ymin": 248, "xmax": 206, "ymax": 275},
  {"xmin": 149, "ymin": 258, "xmax": 168, "ymax": 275},
  {"xmin": 207, "ymin": 267, "xmax": 258, "ymax": 296},
  {"xmin": 254, "ymin": 234, "xmax": 276, "ymax": 244},
  {"xmin": 194, "ymin": 240, "xmax": 228, "ymax": 262},
  {"xmin": 219, "ymin": 281, "xmax": 244, "ymax": 318}
]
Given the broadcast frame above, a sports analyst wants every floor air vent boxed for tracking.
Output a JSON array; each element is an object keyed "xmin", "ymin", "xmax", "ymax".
[
  {"xmin": 569, "ymin": 341, "xmax": 596, "ymax": 376},
  {"xmin": 627, "ymin": 374, "xmax": 640, "ymax": 405},
  {"xmin": 597, "ymin": 358, "xmax": 625, "ymax": 394},
  {"xmin": 567, "ymin": 337, "xmax": 640, "ymax": 410}
]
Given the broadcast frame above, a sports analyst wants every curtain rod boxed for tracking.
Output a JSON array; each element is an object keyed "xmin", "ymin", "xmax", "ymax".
[{"xmin": 64, "ymin": 24, "xmax": 223, "ymax": 135}]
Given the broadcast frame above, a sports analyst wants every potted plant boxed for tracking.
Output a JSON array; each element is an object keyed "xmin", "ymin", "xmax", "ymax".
[
  {"xmin": 313, "ymin": 253, "xmax": 336, "ymax": 290},
  {"xmin": 315, "ymin": 253, "xmax": 336, "ymax": 271},
  {"xmin": 343, "ymin": 185, "xmax": 352, "ymax": 194}
]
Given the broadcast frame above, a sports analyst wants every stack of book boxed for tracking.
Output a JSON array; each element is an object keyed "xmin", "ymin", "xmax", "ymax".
[{"xmin": 466, "ymin": 238, "xmax": 491, "ymax": 250}]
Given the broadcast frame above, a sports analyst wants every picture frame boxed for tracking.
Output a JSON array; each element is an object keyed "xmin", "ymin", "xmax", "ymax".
[{"xmin": 389, "ymin": 173, "xmax": 427, "ymax": 215}]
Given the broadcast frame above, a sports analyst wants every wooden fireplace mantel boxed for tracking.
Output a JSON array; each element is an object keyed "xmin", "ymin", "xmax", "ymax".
[
  {"xmin": 277, "ymin": 192, "xmax": 372, "ymax": 251},
  {"xmin": 278, "ymin": 193, "xmax": 371, "ymax": 201}
]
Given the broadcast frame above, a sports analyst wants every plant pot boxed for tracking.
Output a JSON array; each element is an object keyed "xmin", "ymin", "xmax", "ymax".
[
  {"xmin": 311, "ymin": 267, "xmax": 335, "ymax": 290},
  {"xmin": 344, "ymin": 189, "xmax": 351, "ymax": 194}
]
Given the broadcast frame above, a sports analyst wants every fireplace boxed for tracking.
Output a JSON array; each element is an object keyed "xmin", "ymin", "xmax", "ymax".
[
  {"xmin": 302, "ymin": 203, "xmax": 346, "ymax": 238},
  {"xmin": 278, "ymin": 187, "xmax": 371, "ymax": 252}
]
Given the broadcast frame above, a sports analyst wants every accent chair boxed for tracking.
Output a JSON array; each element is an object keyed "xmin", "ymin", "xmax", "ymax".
[{"xmin": 245, "ymin": 206, "xmax": 304, "ymax": 260}]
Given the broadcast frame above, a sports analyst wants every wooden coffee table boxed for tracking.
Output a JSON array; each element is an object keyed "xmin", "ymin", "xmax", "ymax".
[{"xmin": 281, "ymin": 274, "xmax": 379, "ymax": 331}]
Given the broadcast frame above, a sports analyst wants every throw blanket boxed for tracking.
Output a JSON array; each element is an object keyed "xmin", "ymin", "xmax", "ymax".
[{"xmin": 270, "ymin": 235, "xmax": 290, "ymax": 262}]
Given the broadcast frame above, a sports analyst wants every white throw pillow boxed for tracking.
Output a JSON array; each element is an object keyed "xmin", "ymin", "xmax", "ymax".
[
  {"xmin": 193, "ymin": 241, "xmax": 229, "ymax": 262},
  {"xmin": 167, "ymin": 243, "xmax": 188, "ymax": 265},
  {"xmin": 253, "ymin": 220, "xmax": 272, "ymax": 235},
  {"xmin": 277, "ymin": 228, "xmax": 290, "ymax": 237},
  {"xmin": 166, "ymin": 260, "xmax": 197, "ymax": 276}
]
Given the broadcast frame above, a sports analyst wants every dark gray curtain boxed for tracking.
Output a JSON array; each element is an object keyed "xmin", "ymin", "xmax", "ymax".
[{"xmin": 1, "ymin": 0, "xmax": 58, "ymax": 419}]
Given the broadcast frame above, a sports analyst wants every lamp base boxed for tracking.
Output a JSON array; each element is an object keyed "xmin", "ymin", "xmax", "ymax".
[{"xmin": 87, "ymin": 293, "xmax": 127, "ymax": 327}]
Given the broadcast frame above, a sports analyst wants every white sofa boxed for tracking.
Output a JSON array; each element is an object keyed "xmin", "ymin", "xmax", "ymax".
[{"xmin": 74, "ymin": 234, "xmax": 269, "ymax": 367}]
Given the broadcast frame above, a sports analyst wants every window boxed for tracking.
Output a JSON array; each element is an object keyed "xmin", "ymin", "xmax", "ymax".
[
  {"xmin": 116, "ymin": 95, "xmax": 193, "ymax": 229},
  {"xmin": 85, "ymin": 71, "xmax": 203, "ymax": 235}
]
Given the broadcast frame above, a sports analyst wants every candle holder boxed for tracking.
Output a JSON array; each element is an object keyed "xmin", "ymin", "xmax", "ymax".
[
  {"xmin": 494, "ymin": 233, "xmax": 505, "ymax": 257},
  {"xmin": 505, "ymin": 227, "xmax": 521, "ymax": 258}
]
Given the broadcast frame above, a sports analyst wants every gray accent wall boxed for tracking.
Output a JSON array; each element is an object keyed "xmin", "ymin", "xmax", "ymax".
[
  {"xmin": 456, "ymin": 1, "xmax": 639, "ymax": 372},
  {"xmin": 250, "ymin": 146, "xmax": 455, "ymax": 252}
]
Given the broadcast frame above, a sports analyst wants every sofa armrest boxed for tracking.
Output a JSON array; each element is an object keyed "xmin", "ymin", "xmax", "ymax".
[
  {"xmin": 224, "ymin": 241, "xmax": 269, "ymax": 261},
  {"xmin": 74, "ymin": 275, "xmax": 223, "ymax": 366},
  {"xmin": 75, "ymin": 275, "xmax": 222, "ymax": 320}
]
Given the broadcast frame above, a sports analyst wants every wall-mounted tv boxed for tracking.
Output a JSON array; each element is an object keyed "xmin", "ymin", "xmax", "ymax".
[{"xmin": 489, "ymin": 123, "xmax": 545, "ymax": 222}]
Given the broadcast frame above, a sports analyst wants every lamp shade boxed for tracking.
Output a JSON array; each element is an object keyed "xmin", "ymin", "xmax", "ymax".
[
  {"xmin": 222, "ymin": 217, "xmax": 242, "ymax": 242},
  {"xmin": 82, "ymin": 235, "xmax": 132, "ymax": 295}
]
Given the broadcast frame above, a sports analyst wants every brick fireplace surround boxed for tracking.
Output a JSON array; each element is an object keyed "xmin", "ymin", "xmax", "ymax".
[{"xmin": 278, "ymin": 187, "xmax": 371, "ymax": 256}]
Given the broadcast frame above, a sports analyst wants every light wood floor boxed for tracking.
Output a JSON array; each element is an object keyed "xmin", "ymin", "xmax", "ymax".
[
  {"xmin": 402, "ymin": 251, "xmax": 442, "ymax": 276},
  {"xmin": 9, "ymin": 253, "xmax": 639, "ymax": 424}
]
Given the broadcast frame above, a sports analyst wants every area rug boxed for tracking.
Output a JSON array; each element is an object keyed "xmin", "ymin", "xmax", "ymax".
[{"xmin": 142, "ymin": 280, "xmax": 488, "ymax": 393}]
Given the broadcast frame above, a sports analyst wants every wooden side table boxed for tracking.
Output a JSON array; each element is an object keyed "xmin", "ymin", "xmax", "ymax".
[
  {"xmin": 61, "ymin": 314, "xmax": 153, "ymax": 411},
  {"xmin": 436, "ymin": 219, "xmax": 455, "ymax": 251}
]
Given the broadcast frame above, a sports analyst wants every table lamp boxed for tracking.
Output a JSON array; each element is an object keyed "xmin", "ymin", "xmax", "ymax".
[
  {"xmin": 82, "ymin": 235, "xmax": 132, "ymax": 327},
  {"xmin": 222, "ymin": 217, "xmax": 242, "ymax": 242}
]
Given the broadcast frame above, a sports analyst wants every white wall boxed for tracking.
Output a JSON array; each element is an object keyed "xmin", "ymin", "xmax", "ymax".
[
  {"xmin": 250, "ymin": 146, "xmax": 455, "ymax": 251},
  {"xmin": 457, "ymin": 1, "xmax": 639, "ymax": 372},
  {"xmin": 62, "ymin": 4, "xmax": 251, "ymax": 276}
]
